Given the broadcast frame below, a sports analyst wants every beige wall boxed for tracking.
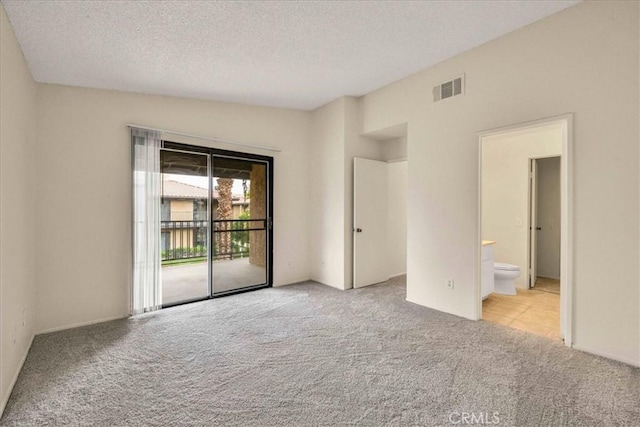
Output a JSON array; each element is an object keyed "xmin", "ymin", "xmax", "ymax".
[
  {"xmin": 359, "ymin": 1, "xmax": 639, "ymax": 365},
  {"xmin": 0, "ymin": 4, "xmax": 638, "ymax": 412},
  {"xmin": 35, "ymin": 84, "xmax": 312, "ymax": 333},
  {"xmin": 164, "ymin": 229, "xmax": 195, "ymax": 251},
  {"xmin": 170, "ymin": 200, "xmax": 194, "ymax": 221},
  {"xmin": 387, "ymin": 161, "xmax": 407, "ymax": 278},
  {"xmin": 309, "ymin": 98, "xmax": 347, "ymax": 289},
  {"xmin": 381, "ymin": 137, "xmax": 407, "ymax": 161},
  {"xmin": 0, "ymin": 5, "xmax": 38, "ymax": 414},
  {"xmin": 536, "ymin": 156, "xmax": 561, "ymax": 279},
  {"xmin": 249, "ymin": 164, "xmax": 266, "ymax": 267},
  {"xmin": 343, "ymin": 97, "xmax": 383, "ymax": 288},
  {"xmin": 481, "ymin": 123, "xmax": 562, "ymax": 288},
  {"xmin": 309, "ymin": 96, "xmax": 383, "ymax": 289}
]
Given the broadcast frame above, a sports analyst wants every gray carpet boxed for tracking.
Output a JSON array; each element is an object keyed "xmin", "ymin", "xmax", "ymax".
[{"xmin": 2, "ymin": 278, "xmax": 639, "ymax": 426}]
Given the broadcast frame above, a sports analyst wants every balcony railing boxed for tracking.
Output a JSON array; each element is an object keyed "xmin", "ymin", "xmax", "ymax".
[
  {"xmin": 161, "ymin": 220, "xmax": 208, "ymax": 261},
  {"xmin": 161, "ymin": 219, "xmax": 254, "ymax": 262}
]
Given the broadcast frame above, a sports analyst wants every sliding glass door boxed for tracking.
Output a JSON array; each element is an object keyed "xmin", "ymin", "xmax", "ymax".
[
  {"xmin": 212, "ymin": 155, "xmax": 269, "ymax": 294},
  {"xmin": 160, "ymin": 149, "xmax": 211, "ymax": 305},
  {"xmin": 160, "ymin": 142, "xmax": 272, "ymax": 306}
]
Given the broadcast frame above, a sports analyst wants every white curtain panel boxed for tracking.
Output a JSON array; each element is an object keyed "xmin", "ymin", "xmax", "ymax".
[{"xmin": 131, "ymin": 128, "xmax": 162, "ymax": 315}]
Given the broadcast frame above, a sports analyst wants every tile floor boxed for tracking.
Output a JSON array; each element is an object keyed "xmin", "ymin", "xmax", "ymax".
[
  {"xmin": 482, "ymin": 279, "xmax": 561, "ymax": 340},
  {"xmin": 162, "ymin": 258, "xmax": 266, "ymax": 305},
  {"xmin": 532, "ymin": 276, "xmax": 560, "ymax": 294}
]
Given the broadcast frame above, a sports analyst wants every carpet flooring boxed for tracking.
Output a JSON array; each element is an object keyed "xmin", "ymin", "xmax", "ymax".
[{"xmin": 2, "ymin": 278, "xmax": 639, "ymax": 426}]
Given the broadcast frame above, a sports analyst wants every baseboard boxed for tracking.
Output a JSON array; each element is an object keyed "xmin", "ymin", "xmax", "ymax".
[
  {"xmin": 405, "ymin": 296, "xmax": 476, "ymax": 321},
  {"xmin": 308, "ymin": 278, "xmax": 348, "ymax": 291},
  {"xmin": 0, "ymin": 334, "xmax": 35, "ymax": 418},
  {"xmin": 537, "ymin": 275, "xmax": 561, "ymax": 280},
  {"xmin": 273, "ymin": 277, "xmax": 312, "ymax": 287},
  {"xmin": 389, "ymin": 272, "xmax": 407, "ymax": 279},
  {"xmin": 572, "ymin": 344, "xmax": 640, "ymax": 368},
  {"xmin": 36, "ymin": 315, "xmax": 127, "ymax": 335}
]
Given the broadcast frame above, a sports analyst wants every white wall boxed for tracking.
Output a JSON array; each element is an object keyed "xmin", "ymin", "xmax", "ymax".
[
  {"xmin": 381, "ymin": 137, "xmax": 407, "ymax": 161},
  {"xmin": 35, "ymin": 84, "xmax": 312, "ymax": 333},
  {"xmin": 387, "ymin": 161, "xmax": 407, "ymax": 277},
  {"xmin": 0, "ymin": 2, "xmax": 637, "ymax": 401},
  {"xmin": 343, "ymin": 97, "xmax": 383, "ymax": 288},
  {"xmin": 309, "ymin": 96, "xmax": 383, "ymax": 290},
  {"xmin": 481, "ymin": 124, "xmax": 562, "ymax": 288},
  {"xmin": 536, "ymin": 156, "xmax": 561, "ymax": 279},
  {"xmin": 0, "ymin": 5, "xmax": 37, "ymax": 414},
  {"xmin": 310, "ymin": 98, "xmax": 346, "ymax": 289},
  {"xmin": 359, "ymin": 1, "xmax": 640, "ymax": 365}
]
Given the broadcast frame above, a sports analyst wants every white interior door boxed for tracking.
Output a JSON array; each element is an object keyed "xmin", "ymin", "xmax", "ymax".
[
  {"xmin": 529, "ymin": 159, "xmax": 538, "ymax": 288},
  {"xmin": 353, "ymin": 157, "xmax": 388, "ymax": 288}
]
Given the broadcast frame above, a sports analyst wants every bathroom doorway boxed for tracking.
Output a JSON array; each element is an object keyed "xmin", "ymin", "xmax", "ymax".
[{"xmin": 477, "ymin": 115, "xmax": 572, "ymax": 346}]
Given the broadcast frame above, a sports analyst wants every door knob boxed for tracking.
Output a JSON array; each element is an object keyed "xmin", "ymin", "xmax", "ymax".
[{"xmin": 356, "ymin": 228, "xmax": 362, "ymax": 233}]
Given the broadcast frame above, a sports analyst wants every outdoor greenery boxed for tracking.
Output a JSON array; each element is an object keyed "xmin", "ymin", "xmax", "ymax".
[
  {"xmin": 162, "ymin": 245, "xmax": 207, "ymax": 260},
  {"xmin": 231, "ymin": 210, "xmax": 251, "ymax": 255},
  {"xmin": 162, "ymin": 257, "xmax": 207, "ymax": 267},
  {"xmin": 162, "ymin": 213, "xmax": 250, "ymax": 262}
]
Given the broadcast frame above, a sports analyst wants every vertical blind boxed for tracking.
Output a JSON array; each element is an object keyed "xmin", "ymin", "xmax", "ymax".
[{"xmin": 131, "ymin": 127, "xmax": 163, "ymax": 314}]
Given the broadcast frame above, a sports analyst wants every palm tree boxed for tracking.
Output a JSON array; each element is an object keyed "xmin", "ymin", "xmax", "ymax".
[{"xmin": 216, "ymin": 178, "xmax": 233, "ymax": 259}]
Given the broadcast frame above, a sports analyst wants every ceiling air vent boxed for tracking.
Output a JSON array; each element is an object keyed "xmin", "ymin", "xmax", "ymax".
[{"xmin": 433, "ymin": 75, "xmax": 464, "ymax": 102}]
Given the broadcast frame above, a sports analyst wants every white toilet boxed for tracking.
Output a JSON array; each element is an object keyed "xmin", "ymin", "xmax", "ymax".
[{"xmin": 493, "ymin": 262, "xmax": 520, "ymax": 295}]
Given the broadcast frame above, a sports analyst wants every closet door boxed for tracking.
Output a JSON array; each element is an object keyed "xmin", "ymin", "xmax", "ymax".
[{"xmin": 353, "ymin": 157, "xmax": 388, "ymax": 288}]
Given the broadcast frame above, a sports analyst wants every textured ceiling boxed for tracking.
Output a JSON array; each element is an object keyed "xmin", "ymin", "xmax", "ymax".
[{"xmin": 2, "ymin": 0, "xmax": 579, "ymax": 110}]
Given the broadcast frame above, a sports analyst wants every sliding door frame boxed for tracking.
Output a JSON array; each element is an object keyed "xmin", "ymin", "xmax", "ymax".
[
  {"xmin": 161, "ymin": 140, "xmax": 274, "ymax": 307},
  {"xmin": 159, "ymin": 146, "xmax": 212, "ymax": 307}
]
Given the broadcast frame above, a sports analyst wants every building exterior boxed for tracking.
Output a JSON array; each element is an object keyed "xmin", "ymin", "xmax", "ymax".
[{"xmin": 161, "ymin": 180, "xmax": 249, "ymax": 259}]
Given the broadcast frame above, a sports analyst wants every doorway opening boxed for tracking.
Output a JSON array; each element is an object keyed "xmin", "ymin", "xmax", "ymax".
[
  {"xmin": 160, "ymin": 142, "xmax": 273, "ymax": 307},
  {"xmin": 477, "ymin": 115, "xmax": 572, "ymax": 346},
  {"xmin": 353, "ymin": 124, "xmax": 408, "ymax": 290},
  {"xmin": 529, "ymin": 156, "xmax": 561, "ymax": 294}
]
